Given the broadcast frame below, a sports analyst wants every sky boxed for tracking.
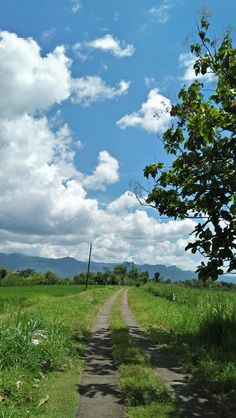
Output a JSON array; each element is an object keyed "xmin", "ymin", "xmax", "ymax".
[{"xmin": 0, "ymin": 0, "xmax": 235, "ymax": 270}]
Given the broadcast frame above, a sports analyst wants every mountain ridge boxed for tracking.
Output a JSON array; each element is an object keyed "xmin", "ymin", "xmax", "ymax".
[
  {"xmin": 0, "ymin": 252, "xmax": 196, "ymax": 281},
  {"xmin": 0, "ymin": 252, "xmax": 235, "ymax": 283}
]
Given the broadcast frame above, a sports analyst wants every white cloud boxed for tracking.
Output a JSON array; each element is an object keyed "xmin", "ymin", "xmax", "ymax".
[
  {"xmin": 0, "ymin": 31, "xmax": 71, "ymax": 117},
  {"xmin": 117, "ymin": 89, "xmax": 171, "ymax": 133},
  {"xmin": 41, "ymin": 28, "xmax": 56, "ymax": 41},
  {"xmin": 149, "ymin": 1, "xmax": 173, "ymax": 24},
  {"xmin": 83, "ymin": 151, "xmax": 119, "ymax": 191},
  {"xmin": 107, "ymin": 191, "xmax": 138, "ymax": 213},
  {"xmin": 0, "ymin": 31, "xmax": 128, "ymax": 115},
  {"xmin": 71, "ymin": 76, "xmax": 130, "ymax": 105},
  {"xmin": 0, "ymin": 30, "xmax": 201, "ymax": 271},
  {"xmin": 87, "ymin": 34, "xmax": 135, "ymax": 58},
  {"xmin": 72, "ymin": 42, "xmax": 89, "ymax": 61},
  {"xmin": 71, "ymin": 0, "xmax": 81, "ymax": 13},
  {"xmin": 144, "ymin": 77, "xmax": 157, "ymax": 88},
  {"xmin": 179, "ymin": 53, "xmax": 215, "ymax": 84}
]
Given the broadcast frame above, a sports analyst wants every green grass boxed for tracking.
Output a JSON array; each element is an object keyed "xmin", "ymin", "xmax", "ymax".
[
  {"xmin": 128, "ymin": 284, "xmax": 236, "ymax": 416},
  {"xmin": 0, "ymin": 285, "xmax": 95, "ymax": 316},
  {"xmin": 0, "ymin": 285, "xmax": 116, "ymax": 417},
  {"xmin": 109, "ymin": 291, "xmax": 182, "ymax": 418}
]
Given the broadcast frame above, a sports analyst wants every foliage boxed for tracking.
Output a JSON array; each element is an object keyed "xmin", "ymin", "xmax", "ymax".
[
  {"xmin": 45, "ymin": 271, "xmax": 60, "ymax": 284},
  {"xmin": 109, "ymin": 294, "xmax": 179, "ymax": 417},
  {"xmin": 154, "ymin": 272, "xmax": 161, "ymax": 283},
  {"xmin": 0, "ymin": 266, "xmax": 8, "ymax": 279},
  {"xmin": 143, "ymin": 16, "xmax": 236, "ymax": 280},
  {"xmin": 129, "ymin": 284, "xmax": 236, "ymax": 415},
  {"xmin": 72, "ymin": 264, "xmax": 150, "ymax": 286},
  {"xmin": 17, "ymin": 268, "xmax": 35, "ymax": 277},
  {"xmin": 0, "ymin": 285, "xmax": 115, "ymax": 417}
]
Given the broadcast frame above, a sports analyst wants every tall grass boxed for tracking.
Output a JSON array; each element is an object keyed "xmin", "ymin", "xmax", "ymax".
[
  {"xmin": 109, "ymin": 294, "xmax": 181, "ymax": 418},
  {"xmin": 0, "ymin": 285, "xmax": 116, "ymax": 417},
  {"xmin": 128, "ymin": 284, "xmax": 236, "ymax": 415}
]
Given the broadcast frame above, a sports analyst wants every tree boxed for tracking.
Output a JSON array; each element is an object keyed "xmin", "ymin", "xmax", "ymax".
[
  {"xmin": 45, "ymin": 270, "xmax": 59, "ymax": 284},
  {"xmin": 127, "ymin": 265, "xmax": 139, "ymax": 285},
  {"xmin": 143, "ymin": 16, "xmax": 236, "ymax": 281},
  {"xmin": 73, "ymin": 273, "xmax": 86, "ymax": 284},
  {"xmin": 139, "ymin": 270, "xmax": 149, "ymax": 284},
  {"xmin": 154, "ymin": 272, "xmax": 161, "ymax": 283},
  {"xmin": 0, "ymin": 266, "xmax": 8, "ymax": 280},
  {"xmin": 17, "ymin": 268, "xmax": 34, "ymax": 278},
  {"xmin": 113, "ymin": 264, "xmax": 127, "ymax": 285}
]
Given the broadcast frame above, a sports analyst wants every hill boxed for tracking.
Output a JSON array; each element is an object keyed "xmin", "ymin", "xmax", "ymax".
[
  {"xmin": 0, "ymin": 252, "xmax": 196, "ymax": 281},
  {"xmin": 0, "ymin": 252, "xmax": 235, "ymax": 283}
]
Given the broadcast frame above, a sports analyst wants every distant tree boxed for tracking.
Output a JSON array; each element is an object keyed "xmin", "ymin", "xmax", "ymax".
[
  {"xmin": 143, "ymin": 16, "xmax": 236, "ymax": 281},
  {"xmin": 45, "ymin": 271, "xmax": 59, "ymax": 284},
  {"xmin": 154, "ymin": 272, "xmax": 161, "ymax": 283},
  {"xmin": 140, "ymin": 270, "xmax": 149, "ymax": 284},
  {"xmin": 0, "ymin": 266, "xmax": 8, "ymax": 280},
  {"xmin": 94, "ymin": 271, "xmax": 107, "ymax": 285},
  {"xmin": 73, "ymin": 273, "xmax": 86, "ymax": 284},
  {"xmin": 102, "ymin": 269, "xmax": 111, "ymax": 285},
  {"xmin": 17, "ymin": 268, "xmax": 34, "ymax": 278},
  {"xmin": 127, "ymin": 265, "xmax": 139, "ymax": 285},
  {"xmin": 1, "ymin": 271, "xmax": 22, "ymax": 286},
  {"xmin": 113, "ymin": 264, "xmax": 127, "ymax": 285}
]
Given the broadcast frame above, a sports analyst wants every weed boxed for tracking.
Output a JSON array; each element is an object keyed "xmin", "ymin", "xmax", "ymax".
[
  {"xmin": 128, "ymin": 284, "xmax": 236, "ymax": 415},
  {"xmin": 109, "ymin": 293, "xmax": 181, "ymax": 417},
  {"xmin": 0, "ymin": 285, "xmax": 116, "ymax": 417}
]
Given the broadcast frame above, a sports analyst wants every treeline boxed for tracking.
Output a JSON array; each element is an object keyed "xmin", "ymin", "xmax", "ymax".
[
  {"xmin": 0, "ymin": 265, "xmax": 235, "ymax": 289},
  {"xmin": 0, "ymin": 264, "xmax": 150, "ymax": 287},
  {"xmin": 167, "ymin": 279, "xmax": 236, "ymax": 291}
]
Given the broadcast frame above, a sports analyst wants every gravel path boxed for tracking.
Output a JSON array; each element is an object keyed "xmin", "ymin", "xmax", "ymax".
[
  {"xmin": 76, "ymin": 290, "xmax": 124, "ymax": 418},
  {"xmin": 120, "ymin": 288, "xmax": 218, "ymax": 418}
]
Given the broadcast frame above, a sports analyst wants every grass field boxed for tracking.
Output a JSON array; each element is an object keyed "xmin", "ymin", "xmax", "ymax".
[
  {"xmin": 128, "ymin": 283, "xmax": 236, "ymax": 416},
  {"xmin": 1, "ymin": 282, "xmax": 235, "ymax": 417},
  {"xmin": 0, "ymin": 285, "xmax": 116, "ymax": 417}
]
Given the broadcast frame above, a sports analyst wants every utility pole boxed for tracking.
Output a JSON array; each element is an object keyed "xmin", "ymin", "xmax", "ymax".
[{"xmin": 85, "ymin": 243, "xmax": 92, "ymax": 290}]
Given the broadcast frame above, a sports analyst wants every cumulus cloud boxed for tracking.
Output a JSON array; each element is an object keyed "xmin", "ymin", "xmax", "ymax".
[
  {"xmin": 117, "ymin": 89, "xmax": 171, "ymax": 133},
  {"xmin": 87, "ymin": 34, "xmax": 135, "ymax": 58},
  {"xmin": 83, "ymin": 151, "xmax": 119, "ymax": 191},
  {"xmin": 0, "ymin": 31, "xmax": 130, "ymax": 115},
  {"xmin": 71, "ymin": 76, "xmax": 130, "ymax": 105},
  {"xmin": 179, "ymin": 53, "xmax": 215, "ymax": 84},
  {"xmin": 0, "ymin": 31, "xmax": 71, "ymax": 117},
  {"xmin": 149, "ymin": 1, "xmax": 173, "ymax": 24},
  {"xmin": 107, "ymin": 191, "xmax": 138, "ymax": 213},
  {"xmin": 0, "ymin": 30, "xmax": 199, "ymax": 271}
]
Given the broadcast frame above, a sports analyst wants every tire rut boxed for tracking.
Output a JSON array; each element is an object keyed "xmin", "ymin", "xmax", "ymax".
[
  {"xmin": 76, "ymin": 289, "xmax": 124, "ymax": 418},
  {"xmin": 120, "ymin": 288, "xmax": 218, "ymax": 418}
]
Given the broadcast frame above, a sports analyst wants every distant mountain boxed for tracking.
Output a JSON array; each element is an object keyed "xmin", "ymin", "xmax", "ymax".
[
  {"xmin": 0, "ymin": 252, "xmax": 235, "ymax": 283},
  {"xmin": 0, "ymin": 252, "xmax": 195, "ymax": 280}
]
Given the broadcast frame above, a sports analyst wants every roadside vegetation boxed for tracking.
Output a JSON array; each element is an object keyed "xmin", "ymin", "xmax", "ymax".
[
  {"xmin": 128, "ymin": 283, "xmax": 236, "ymax": 416},
  {"xmin": 0, "ymin": 264, "xmax": 150, "ymax": 287},
  {"xmin": 0, "ymin": 264, "xmax": 235, "ymax": 416},
  {"xmin": 0, "ymin": 285, "xmax": 115, "ymax": 417},
  {"xmin": 109, "ymin": 292, "xmax": 182, "ymax": 418},
  {"xmin": 1, "ymin": 264, "xmax": 235, "ymax": 289}
]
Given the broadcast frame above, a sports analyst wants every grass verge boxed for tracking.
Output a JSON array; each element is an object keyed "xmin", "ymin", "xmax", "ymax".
[
  {"xmin": 0, "ymin": 285, "xmax": 116, "ymax": 417},
  {"xmin": 109, "ymin": 291, "xmax": 182, "ymax": 418},
  {"xmin": 128, "ymin": 284, "xmax": 236, "ymax": 416}
]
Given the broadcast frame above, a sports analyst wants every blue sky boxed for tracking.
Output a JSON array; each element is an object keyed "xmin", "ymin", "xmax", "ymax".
[{"xmin": 0, "ymin": 0, "xmax": 235, "ymax": 269}]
